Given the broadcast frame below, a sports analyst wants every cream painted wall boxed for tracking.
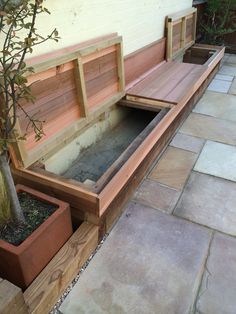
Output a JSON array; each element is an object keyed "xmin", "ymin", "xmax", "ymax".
[{"xmin": 31, "ymin": 0, "xmax": 193, "ymax": 57}]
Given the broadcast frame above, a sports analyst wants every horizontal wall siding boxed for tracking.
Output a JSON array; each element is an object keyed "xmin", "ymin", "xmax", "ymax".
[{"xmin": 30, "ymin": 0, "xmax": 192, "ymax": 57}]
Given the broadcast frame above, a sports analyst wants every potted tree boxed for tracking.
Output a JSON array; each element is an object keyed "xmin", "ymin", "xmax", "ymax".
[{"xmin": 0, "ymin": 0, "xmax": 72, "ymax": 289}]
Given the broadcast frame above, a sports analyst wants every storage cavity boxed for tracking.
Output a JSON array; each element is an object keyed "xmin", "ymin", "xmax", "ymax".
[
  {"xmin": 183, "ymin": 47, "xmax": 216, "ymax": 65},
  {"xmin": 43, "ymin": 106, "xmax": 158, "ymax": 185}
]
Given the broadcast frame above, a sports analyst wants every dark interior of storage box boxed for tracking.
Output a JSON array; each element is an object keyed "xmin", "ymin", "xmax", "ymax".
[
  {"xmin": 183, "ymin": 47, "xmax": 215, "ymax": 65},
  {"xmin": 62, "ymin": 108, "xmax": 157, "ymax": 184}
]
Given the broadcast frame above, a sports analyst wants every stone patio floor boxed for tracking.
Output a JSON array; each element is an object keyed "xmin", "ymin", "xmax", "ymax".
[{"xmin": 58, "ymin": 54, "xmax": 236, "ymax": 314}]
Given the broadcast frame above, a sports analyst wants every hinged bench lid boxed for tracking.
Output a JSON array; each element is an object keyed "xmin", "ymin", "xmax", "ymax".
[
  {"xmin": 166, "ymin": 7, "xmax": 197, "ymax": 60},
  {"xmin": 10, "ymin": 34, "xmax": 125, "ymax": 168}
]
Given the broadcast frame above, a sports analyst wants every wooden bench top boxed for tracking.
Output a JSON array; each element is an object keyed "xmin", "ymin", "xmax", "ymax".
[{"xmin": 126, "ymin": 61, "xmax": 206, "ymax": 104}]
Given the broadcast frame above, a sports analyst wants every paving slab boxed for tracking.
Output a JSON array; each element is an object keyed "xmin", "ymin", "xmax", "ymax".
[
  {"xmin": 180, "ymin": 112, "xmax": 236, "ymax": 145},
  {"xmin": 175, "ymin": 172, "xmax": 236, "ymax": 235},
  {"xmin": 193, "ymin": 91, "xmax": 236, "ymax": 122},
  {"xmin": 149, "ymin": 147, "xmax": 197, "ymax": 190},
  {"xmin": 218, "ymin": 65, "xmax": 236, "ymax": 76},
  {"xmin": 214, "ymin": 74, "xmax": 234, "ymax": 81},
  {"xmin": 229, "ymin": 77, "xmax": 236, "ymax": 95},
  {"xmin": 134, "ymin": 179, "xmax": 180, "ymax": 213},
  {"xmin": 194, "ymin": 140, "xmax": 236, "ymax": 182},
  {"xmin": 60, "ymin": 202, "xmax": 211, "ymax": 314},
  {"xmin": 226, "ymin": 54, "xmax": 236, "ymax": 65},
  {"xmin": 170, "ymin": 133, "xmax": 205, "ymax": 153},
  {"xmin": 207, "ymin": 78, "xmax": 232, "ymax": 93},
  {"xmin": 196, "ymin": 233, "xmax": 236, "ymax": 314}
]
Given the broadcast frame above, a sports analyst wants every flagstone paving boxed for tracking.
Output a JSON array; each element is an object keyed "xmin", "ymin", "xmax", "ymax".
[
  {"xmin": 219, "ymin": 65, "xmax": 236, "ymax": 76},
  {"xmin": 149, "ymin": 146, "xmax": 197, "ymax": 190},
  {"xmin": 60, "ymin": 203, "xmax": 212, "ymax": 314},
  {"xmin": 170, "ymin": 133, "xmax": 205, "ymax": 153},
  {"xmin": 175, "ymin": 172, "xmax": 236, "ymax": 236},
  {"xmin": 134, "ymin": 179, "xmax": 180, "ymax": 213},
  {"xmin": 229, "ymin": 77, "xmax": 236, "ymax": 95},
  {"xmin": 58, "ymin": 55, "xmax": 236, "ymax": 314},
  {"xmin": 180, "ymin": 112, "xmax": 236, "ymax": 145},
  {"xmin": 195, "ymin": 233, "xmax": 236, "ymax": 314},
  {"xmin": 194, "ymin": 141, "xmax": 236, "ymax": 182},
  {"xmin": 214, "ymin": 73, "xmax": 234, "ymax": 81},
  {"xmin": 207, "ymin": 78, "xmax": 231, "ymax": 93},
  {"xmin": 193, "ymin": 91, "xmax": 236, "ymax": 122}
]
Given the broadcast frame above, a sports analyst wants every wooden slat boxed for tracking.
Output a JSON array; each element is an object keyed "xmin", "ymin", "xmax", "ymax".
[
  {"xmin": 119, "ymin": 99, "xmax": 169, "ymax": 112},
  {"xmin": 0, "ymin": 279, "xmax": 28, "ymax": 314},
  {"xmin": 26, "ymin": 34, "xmax": 118, "ymax": 74},
  {"xmin": 181, "ymin": 17, "xmax": 187, "ymax": 48},
  {"xmin": 167, "ymin": 21, "xmax": 173, "ymax": 60},
  {"xmin": 125, "ymin": 38, "xmax": 166, "ymax": 87},
  {"xmin": 168, "ymin": 7, "xmax": 197, "ymax": 22},
  {"xmin": 127, "ymin": 62, "xmax": 176, "ymax": 96},
  {"xmin": 74, "ymin": 58, "xmax": 88, "ymax": 117},
  {"xmin": 127, "ymin": 62, "xmax": 201, "ymax": 105},
  {"xmin": 83, "ymin": 51, "xmax": 117, "ymax": 82},
  {"xmin": 117, "ymin": 41, "xmax": 125, "ymax": 92},
  {"xmin": 165, "ymin": 64, "xmax": 207, "ymax": 103},
  {"xmin": 86, "ymin": 67, "xmax": 118, "ymax": 99},
  {"xmin": 78, "ymin": 37, "xmax": 122, "ymax": 59},
  {"xmin": 126, "ymin": 95, "xmax": 174, "ymax": 108},
  {"xmin": 24, "ymin": 223, "xmax": 98, "ymax": 314},
  {"xmin": 12, "ymin": 166, "xmax": 99, "ymax": 214},
  {"xmin": 148, "ymin": 63, "xmax": 196, "ymax": 99}
]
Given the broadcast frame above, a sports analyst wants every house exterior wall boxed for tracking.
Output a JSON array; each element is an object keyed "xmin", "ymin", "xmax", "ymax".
[{"xmin": 32, "ymin": 0, "xmax": 193, "ymax": 57}]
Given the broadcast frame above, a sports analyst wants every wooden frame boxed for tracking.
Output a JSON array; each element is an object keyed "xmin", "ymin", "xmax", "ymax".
[
  {"xmin": 166, "ymin": 7, "xmax": 197, "ymax": 60},
  {"xmin": 11, "ymin": 35, "xmax": 125, "ymax": 169}
]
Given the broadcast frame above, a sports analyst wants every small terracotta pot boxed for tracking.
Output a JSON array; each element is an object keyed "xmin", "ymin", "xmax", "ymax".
[{"xmin": 0, "ymin": 184, "xmax": 73, "ymax": 290}]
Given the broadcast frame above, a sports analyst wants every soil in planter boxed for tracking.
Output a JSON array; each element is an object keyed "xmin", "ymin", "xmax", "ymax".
[{"xmin": 0, "ymin": 192, "xmax": 57, "ymax": 246}]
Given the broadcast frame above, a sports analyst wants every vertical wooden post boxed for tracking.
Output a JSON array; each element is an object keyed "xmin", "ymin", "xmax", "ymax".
[
  {"xmin": 181, "ymin": 17, "xmax": 187, "ymax": 48},
  {"xmin": 116, "ymin": 42, "xmax": 125, "ymax": 92},
  {"xmin": 192, "ymin": 10, "xmax": 197, "ymax": 42},
  {"xmin": 74, "ymin": 58, "xmax": 88, "ymax": 117},
  {"xmin": 167, "ymin": 20, "xmax": 173, "ymax": 60}
]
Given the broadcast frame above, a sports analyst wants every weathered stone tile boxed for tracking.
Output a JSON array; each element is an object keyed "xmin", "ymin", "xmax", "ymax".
[
  {"xmin": 180, "ymin": 113, "xmax": 236, "ymax": 145},
  {"xmin": 207, "ymin": 79, "xmax": 231, "ymax": 93},
  {"xmin": 60, "ymin": 202, "xmax": 211, "ymax": 314},
  {"xmin": 149, "ymin": 147, "xmax": 197, "ymax": 190},
  {"xmin": 194, "ymin": 140, "xmax": 236, "ymax": 182},
  {"xmin": 215, "ymin": 74, "xmax": 234, "ymax": 81},
  {"xmin": 226, "ymin": 54, "xmax": 236, "ymax": 65},
  {"xmin": 218, "ymin": 65, "xmax": 236, "ymax": 76},
  {"xmin": 193, "ymin": 91, "xmax": 236, "ymax": 122},
  {"xmin": 134, "ymin": 179, "xmax": 180, "ymax": 213},
  {"xmin": 170, "ymin": 133, "xmax": 205, "ymax": 153},
  {"xmin": 196, "ymin": 233, "xmax": 236, "ymax": 314},
  {"xmin": 229, "ymin": 77, "xmax": 236, "ymax": 95},
  {"xmin": 175, "ymin": 172, "xmax": 236, "ymax": 235}
]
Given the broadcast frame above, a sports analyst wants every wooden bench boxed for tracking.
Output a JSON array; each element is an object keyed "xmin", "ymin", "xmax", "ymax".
[{"xmin": 8, "ymin": 7, "xmax": 224, "ymax": 313}]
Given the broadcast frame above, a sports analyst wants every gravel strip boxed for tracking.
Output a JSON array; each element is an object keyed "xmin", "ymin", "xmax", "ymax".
[{"xmin": 49, "ymin": 233, "xmax": 109, "ymax": 314}]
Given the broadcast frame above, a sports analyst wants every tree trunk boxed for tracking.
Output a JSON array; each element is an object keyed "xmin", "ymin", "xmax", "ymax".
[{"xmin": 0, "ymin": 153, "xmax": 25, "ymax": 223}]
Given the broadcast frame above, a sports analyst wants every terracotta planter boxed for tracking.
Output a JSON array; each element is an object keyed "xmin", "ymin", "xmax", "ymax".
[{"xmin": 0, "ymin": 184, "xmax": 73, "ymax": 290}]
